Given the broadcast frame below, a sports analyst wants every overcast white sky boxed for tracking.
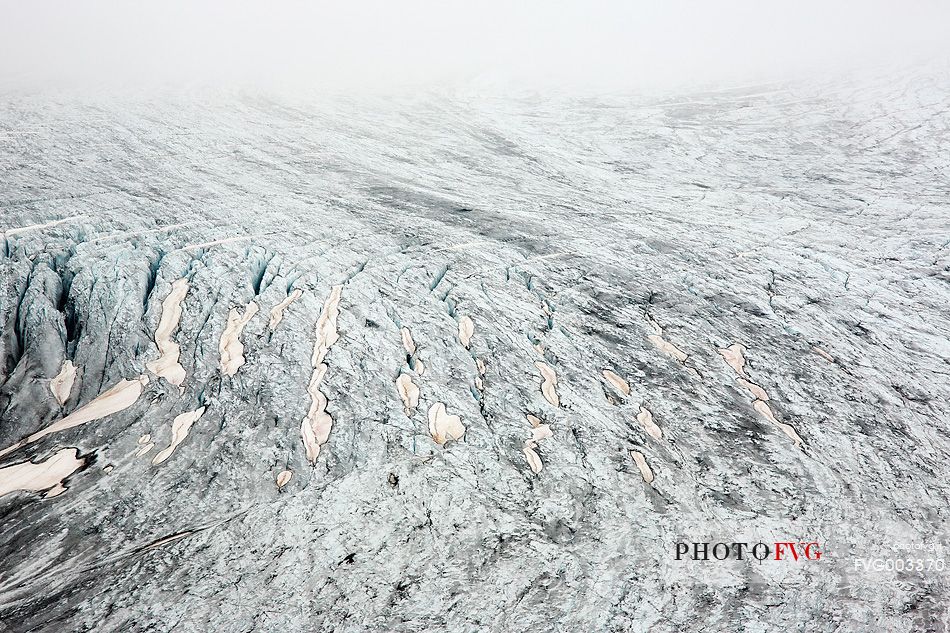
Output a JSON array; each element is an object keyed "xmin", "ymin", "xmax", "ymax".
[{"xmin": 1, "ymin": 1, "xmax": 948, "ymax": 93}]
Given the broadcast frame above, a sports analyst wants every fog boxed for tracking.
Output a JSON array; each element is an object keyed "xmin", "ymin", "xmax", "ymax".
[{"xmin": 1, "ymin": 0, "xmax": 948, "ymax": 93}]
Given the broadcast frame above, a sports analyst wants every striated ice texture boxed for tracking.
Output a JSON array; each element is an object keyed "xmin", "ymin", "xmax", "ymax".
[{"xmin": 0, "ymin": 68, "xmax": 948, "ymax": 631}]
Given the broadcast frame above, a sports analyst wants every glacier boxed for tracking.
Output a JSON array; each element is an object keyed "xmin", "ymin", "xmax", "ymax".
[{"xmin": 0, "ymin": 69, "xmax": 949, "ymax": 631}]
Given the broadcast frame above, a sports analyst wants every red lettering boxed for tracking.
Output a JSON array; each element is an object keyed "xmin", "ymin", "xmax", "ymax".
[{"xmin": 774, "ymin": 542, "xmax": 799, "ymax": 561}]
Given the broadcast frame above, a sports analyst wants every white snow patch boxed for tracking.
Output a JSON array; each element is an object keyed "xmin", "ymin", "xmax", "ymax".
[
  {"xmin": 268, "ymin": 288, "xmax": 303, "ymax": 330},
  {"xmin": 0, "ymin": 376, "xmax": 149, "ymax": 459},
  {"xmin": 0, "ymin": 448, "xmax": 86, "ymax": 499},
  {"xmin": 535, "ymin": 361, "xmax": 560, "ymax": 407},
  {"xmin": 49, "ymin": 360, "xmax": 77, "ymax": 406},
  {"xmin": 145, "ymin": 278, "xmax": 189, "ymax": 387},
  {"xmin": 219, "ymin": 302, "xmax": 259, "ymax": 377},
  {"xmin": 427, "ymin": 402, "xmax": 465, "ymax": 445},
  {"xmin": 301, "ymin": 285, "xmax": 343, "ymax": 463},
  {"xmin": 152, "ymin": 407, "xmax": 207, "ymax": 465}
]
